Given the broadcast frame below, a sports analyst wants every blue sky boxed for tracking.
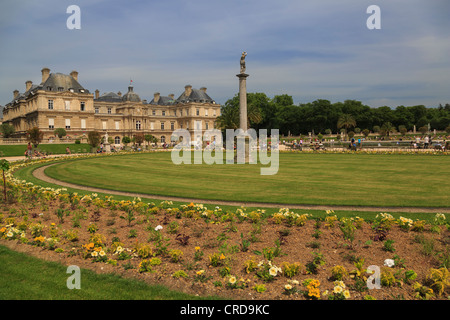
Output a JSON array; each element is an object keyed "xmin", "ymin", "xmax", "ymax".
[{"xmin": 0, "ymin": 0, "xmax": 449, "ymax": 108}]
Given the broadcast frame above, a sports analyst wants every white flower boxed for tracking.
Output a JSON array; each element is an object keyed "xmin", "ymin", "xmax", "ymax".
[
  {"xmin": 333, "ymin": 285, "xmax": 343, "ymax": 294},
  {"xmin": 269, "ymin": 267, "xmax": 279, "ymax": 276},
  {"xmin": 284, "ymin": 284, "xmax": 292, "ymax": 290},
  {"xmin": 154, "ymin": 225, "xmax": 163, "ymax": 231},
  {"xmin": 384, "ymin": 259, "xmax": 395, "ymax": 267},
  {"xmin": 229, "ymin": 276, "xmax": 237, "ymax": 284}
]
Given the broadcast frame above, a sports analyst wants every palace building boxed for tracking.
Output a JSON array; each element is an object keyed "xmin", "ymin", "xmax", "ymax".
[{"xmin": 1, "ymin": 67, "xmax": 221, "ymax": 145}]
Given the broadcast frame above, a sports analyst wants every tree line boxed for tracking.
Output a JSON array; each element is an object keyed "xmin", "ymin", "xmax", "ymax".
[{"xmin": 215, "ymin": 93, "xmax": 450, "ymax": 136}]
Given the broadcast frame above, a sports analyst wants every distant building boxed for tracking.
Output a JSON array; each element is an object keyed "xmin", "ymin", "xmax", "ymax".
[{"xmin": 2, "ymin": 68, "xmax": 221, "ymax": 145}]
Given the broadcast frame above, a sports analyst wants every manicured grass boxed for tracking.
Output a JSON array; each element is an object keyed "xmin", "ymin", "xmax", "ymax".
[
  {"xmin": 0, "ymin": 244, "xmax": 218, "ymax": 300},
  {"xmin": 43, "ymin": 152, "xmax": 450, "ymax": 208},
  {"xmin": 0, "ymin": 143, "xmax": 91, "ymax": 157}
]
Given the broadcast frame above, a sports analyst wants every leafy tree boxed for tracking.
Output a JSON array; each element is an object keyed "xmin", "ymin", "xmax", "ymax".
[
  {"xmin": 87, "ymin": 131, "xmax": 102, "ymax": 149},
  {"xmin": 122, "ymin": 136, "xmax": 131, "ymax": 146},
  {"xmin": 134, "ymin": 133, "xmax": 144, "ymax": 146},
  {"xmin": 54, "ymin": 128, "xmax": 67, "ymax": 139},
  {"xmin": 362, "ymin": 129, "xmax": 370, "ymax": 138},
  {"xmin": 26, "ymin": 127, "xmax": 44, "ymax": 147},
  {"xmin": 0, "ymin": 159, "xmax": 10, "ymax": 202},
  {"xmin": 0, "ymin": 123, "xmax": 15, "ymax": 138},
  {"xmin": 337, "ymin": 114, "xmax": 356, "ymax": 140},
  {"xmin": 380, "ymin": 122, "xmax": 396, "ymax": 137}
]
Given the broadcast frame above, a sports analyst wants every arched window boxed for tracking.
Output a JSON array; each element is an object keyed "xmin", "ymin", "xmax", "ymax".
[
  {"xmin": 114, "ymin": 136, "xmax": 121, "ymax": 144},
  {"xmin": 161, "ymin": 136, "xmax": 166, "ymax": 143}
]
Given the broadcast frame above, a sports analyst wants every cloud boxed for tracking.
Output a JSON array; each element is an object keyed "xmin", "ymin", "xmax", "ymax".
[{"xmin": 0, "ymin": 0, "xmax": 449, "ymax": 109}]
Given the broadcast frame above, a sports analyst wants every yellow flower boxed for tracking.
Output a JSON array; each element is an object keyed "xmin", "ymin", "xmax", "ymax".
[
  {"xmin": 220, "ymin": 253, "xmax": 226, "ymax": 260},
  {"xmin": 333, "ymin": 285, "xmax": 343, "ymax": 294},
  {"xmin": 285, "ymin": 284, "xmax": 292, "ymax": 290},
  {"xmin": 229, "ymin": 276, "xmax": 237, "ymax": 284},
  {"xmin": 343, "ymin": 290, "xmax": 351, "ymax": 299},
  {"xmin": 195, "ymin": 246, "xmax": 200, "ymax": 251},
  {"xmin": 269, "ymin": 267, "xmax": 278, "ymax": 276},
  {"xmin": 196, "ymin": 270, "xmax": 205, "ymax": 275}
]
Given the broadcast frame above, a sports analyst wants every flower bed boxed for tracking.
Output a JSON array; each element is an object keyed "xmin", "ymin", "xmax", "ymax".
[
  {"xmin": 0, "ymin": 154, "xmax": 449, "ymax": 300},
  {"xmin": 1, "ymin": 173, "xmax": 449, "ymax": 299}
]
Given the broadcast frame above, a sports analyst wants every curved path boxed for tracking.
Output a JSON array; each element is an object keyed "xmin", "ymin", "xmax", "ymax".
[{"xmin": 33, "ymin": 163, "xmax": 450, "ymax": 214}]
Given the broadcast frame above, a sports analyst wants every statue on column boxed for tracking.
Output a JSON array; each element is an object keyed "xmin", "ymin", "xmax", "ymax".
[{"xmin": 240, "ymin": 51, "xmax": 247, "ymax": 73}]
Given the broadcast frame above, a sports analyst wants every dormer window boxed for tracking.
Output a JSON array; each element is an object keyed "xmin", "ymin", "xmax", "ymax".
[{"xmin": 58, "ymin": 87, "xmax": 64, "ymax": 92}]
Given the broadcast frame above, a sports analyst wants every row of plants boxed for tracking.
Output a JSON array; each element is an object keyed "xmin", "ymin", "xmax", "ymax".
[
  {"xmin": 0, "ymin": 153, "xmax": 449, "ymax": 300},
  {"xmin": 0, "ymin": 175, "xmax": 449, "ymax": 299}
]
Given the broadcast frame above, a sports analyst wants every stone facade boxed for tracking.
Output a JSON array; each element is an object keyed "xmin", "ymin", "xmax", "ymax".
[{"xmin": 2, "ymin": 68, "xmax": 221, "ymax": 145}]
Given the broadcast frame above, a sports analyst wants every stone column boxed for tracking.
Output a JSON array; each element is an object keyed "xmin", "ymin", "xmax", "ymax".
[
  {"xmin": 236, "ymin": 72, "xmax": 250, "ymax": 163},
  {"xmin": 237, "ymin": 73, "xmax": 249, "ymax": 132}
]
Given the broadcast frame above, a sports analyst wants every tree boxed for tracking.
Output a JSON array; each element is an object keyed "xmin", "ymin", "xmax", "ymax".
[
  {"xmin": 144, "ymin": 134, "xmax": 158, "ymax": 148},
  {"xmin": 337, "ymin": 114, "xmax": 356, "ymax": 140},
  {"xmin": 122, "ymin": 136, "xmax": 131, "ymax": 146},
  {"xmin": 0, "ymin": 159, "xmax": 10, "ymax": 202},
  {"xmin": 26, "ymin": 127, "xmax": 44, "ymax": 147},
  {"xmin": 215, "ymin": 93, "xmax": 263, "ymax": 130},
  {"xmin": 398, "ymin": 125, "xmax": 408, "ymax": 136},
  {"xmin": 134, "ymin": 133, "xmax": 144, "ymax": 146},
  {"xmin": 380, "ymin": 122, "xmax": 395, "ymax": 137},
  {"xmin": 87, "ymin": 131, "xmax": 102, "ymax": 150},
  {"xmin": 54, "ymin": 128, "xmax": 67, "ymax": 139},
  {"xmin": 0, "ymin": 123, "xmax": 15, "ymax": 138},
  {"xmin": 362, "ymin": 129, "xmax": 370, "ymax": 138}
]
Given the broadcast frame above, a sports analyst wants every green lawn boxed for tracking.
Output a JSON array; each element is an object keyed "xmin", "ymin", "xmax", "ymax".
[
  {"xmin": 0, "ymin": 244, "xmax": 218, "ymax": 300},
  {"xmin": 0, "ymin": 143, "xmax": 91, "ymax": 157},
  {"xmin": 44, "ymin": 152, "xmax": 450, "ymax": 208}
]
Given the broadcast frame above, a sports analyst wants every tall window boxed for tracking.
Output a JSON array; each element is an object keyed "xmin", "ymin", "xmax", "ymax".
[
  {"xmin": 114, "ymin": 136, "xmax": 120, "ymax": 144},
  {"xmin": 48, "ymin": 100, "xmax": 53, "ymax": 110},
  {"xmin": 80, "ymin": 102, "xmax": 85, "ymax": 111},
  {"xmin": 196, "ymin": 109, "xmax": 200, "ymax": 116},
  {"xmin": 65, "ymin": 119, "xmax": 71, "ymax": 129},
  {"xmin": 171, "ymin": 122, "xmax": 175, "ymax": 130},
  {"xmin": 107, "ymin": 107, "xmax": 112, "ymax": 114},
  {"xmin": 81, "ymin": 119, "xmax": 86, "ymax": 129},
  {"xmin": 95, "ymin": 107, "xmax": 99, "ymax": 114},
  {"xmin": 65, "ymin": 101, "xmax": 70, "ymax": 111},
  {"xmin": 136, "ymin": 120, "xmax": 141, "ymax": 130},
  {"xmin": 160, "ymin": 122, "xmax": 165, "ymax": 130},
  {"xmin": 115, "ymin": 121, "xmax": 120, "ymax": 130},
  {"xmin": 162, "ymin": 110, "xmax": 166, "ymax": 116},
  {"xmin": 48, "ymin": 118, "xmax": 54, "ymax": 129}
]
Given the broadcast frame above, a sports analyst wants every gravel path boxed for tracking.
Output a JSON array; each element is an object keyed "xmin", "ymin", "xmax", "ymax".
[{"xmin": 32, "ymin": 163, "xmax": 450, "ymax": 214}]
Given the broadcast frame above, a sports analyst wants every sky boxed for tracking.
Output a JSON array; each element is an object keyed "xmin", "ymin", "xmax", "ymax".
[{"xmin": 0, "ymin": 0, "xmax": 449, "ymax": 109}]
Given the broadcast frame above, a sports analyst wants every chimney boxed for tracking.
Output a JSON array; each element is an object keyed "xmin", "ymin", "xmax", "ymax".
[
  {"xmin": 154, "ymin": 92, "xmax": 160, "ymax": 103},
  {"xmin": 184, "ymin": 85, "xmax": 192, "ymax": 97},
  {"xmin": 41, "ymin": 67, "xmax": 50, "ymax": 83},
  {"xmin": 95, "ymin": 89, "xmax": 99, "ymax": 99},
  {"xmin": 26, "ymin": 80, "xmax": 33, "ymax": 92},
  {"xmin": 70, "ymin": 70, "xmax": 78, "ymax": 81},
  {"xmin": 13, "ymin": 89, "xmax": 19, "ymax": 99},
  {"xmin": 200, "ymin": 87, "xmax": 207, "ymax": 93}
]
